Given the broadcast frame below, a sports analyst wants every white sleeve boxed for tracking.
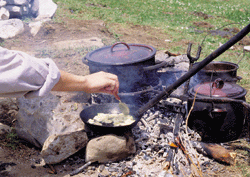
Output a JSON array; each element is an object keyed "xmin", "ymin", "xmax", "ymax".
[{"xmin": 0, "ymin": 47, "xmax": 61, "ymax": 98}]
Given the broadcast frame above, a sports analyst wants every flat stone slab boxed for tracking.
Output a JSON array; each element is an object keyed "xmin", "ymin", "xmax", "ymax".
[{"xmin": 52, "ymin": 37, "xmax": 104, "ymax": 49}]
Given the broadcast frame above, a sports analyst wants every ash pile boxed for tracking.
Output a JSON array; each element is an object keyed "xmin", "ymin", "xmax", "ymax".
[{"xmin": 69, "ymin": 97, "xmax": 238, "ymax": 177}]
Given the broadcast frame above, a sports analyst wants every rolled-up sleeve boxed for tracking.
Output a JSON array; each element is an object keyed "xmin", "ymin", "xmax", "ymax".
[{"xmin": 0, "ymin": 47, "xmax": 61, "ymax": 98}]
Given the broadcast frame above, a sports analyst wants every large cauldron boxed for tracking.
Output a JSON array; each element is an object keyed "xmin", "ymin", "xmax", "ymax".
[
  {"xmin": 187, "ymin": 79, "xmax": 247, "ymax": 143},
  {"xmin": 82, "ymin": 42, "xmax": 166, "ymax": 92}
]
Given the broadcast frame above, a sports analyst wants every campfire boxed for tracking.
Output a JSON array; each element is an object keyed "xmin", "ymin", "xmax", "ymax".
[
  {"xmin": 72, "ymin": 24, "xmax": 250, "ymax": 174},
  {"xmin": 12, "ymin": 24, "xmax": 250, "ymax": 176},
  {"xmin": 70, "ymin": 54, "xmax": 241, "ymax": 176}
]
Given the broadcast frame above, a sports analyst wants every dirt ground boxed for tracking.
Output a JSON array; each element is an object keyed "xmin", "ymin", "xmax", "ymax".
[{"xmin": 0, "ymin": 17, "xmax": 250, "ymax": 176}]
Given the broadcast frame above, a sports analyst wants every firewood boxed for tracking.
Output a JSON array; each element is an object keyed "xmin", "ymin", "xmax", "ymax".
[
  {"xmin": 165, "ymin": 51, "xmax": 181, "ymax": 56},
  {"xmin": 47, "ymin": 164, "xmax": 57, "ymax": 174},
  {"xmin": 70, "ymin": 161, "xmax": 92, "ymax": 176},
  {"xmin": 191, "ymin": 141, "xmax": 236, "ymax": 165}
]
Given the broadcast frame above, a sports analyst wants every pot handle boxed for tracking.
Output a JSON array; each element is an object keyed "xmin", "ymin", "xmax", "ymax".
[
  {"xmin": 224, "ymin": 76, "xmax": 243, "ymax": 82},
  {"xmin": 82, "ymin": 57, "xmax": 89, "ymax": 65},
  {"xmin": 143, "ymin": 61, "xmax": 172, "ymax": 71},
  {"xmin": 111, "ymin": 42, "xmax": 130, "ymax": 52}
]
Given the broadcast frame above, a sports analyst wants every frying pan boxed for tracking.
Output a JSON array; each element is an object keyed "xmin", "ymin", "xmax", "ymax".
[
  {"xmin": 80, "ymin": 23, "xmax": 250, "ymax": 133},
  {"xmin": 80, "ymin": 103, "xmax": 140, "ymax": 134}
]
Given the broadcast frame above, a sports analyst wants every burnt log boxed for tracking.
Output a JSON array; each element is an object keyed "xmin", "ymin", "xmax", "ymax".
[{"xmin": 191, "ymin": 141, "xmax": 236, "ymax": 165}]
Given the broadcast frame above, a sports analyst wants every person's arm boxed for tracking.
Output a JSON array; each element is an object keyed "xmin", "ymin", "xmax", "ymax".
[
  {"xmin": 52, "ymin": 70, "xmax": 120, "ymax": 99},
  {"xmin": 0, "ymin": 47, "xmax": 119, "ymax": 99},
  {"xmin": 0, "ymin": 47, "xmax": 60, "ymax": 98}
]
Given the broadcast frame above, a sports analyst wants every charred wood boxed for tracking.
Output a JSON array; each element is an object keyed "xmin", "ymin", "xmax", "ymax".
[{"xmin": 191, "ymin": 141, "xmax": 236, "ymax": 165}]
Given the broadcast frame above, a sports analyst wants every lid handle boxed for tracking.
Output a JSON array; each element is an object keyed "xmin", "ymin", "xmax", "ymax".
[
  {"xmin": 212, "ymin": 78, "xmax": 224, "ymax": 89},
  {"xmin": 111, "ymin": 42, "xmax": 130, "ymax": 52}
]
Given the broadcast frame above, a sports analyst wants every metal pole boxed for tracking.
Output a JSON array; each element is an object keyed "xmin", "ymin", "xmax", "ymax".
[{"xmin": 136, "ymin": 23, "xmax": 250, "ymax": 117}]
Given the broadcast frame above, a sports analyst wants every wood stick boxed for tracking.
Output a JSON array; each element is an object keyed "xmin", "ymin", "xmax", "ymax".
[
  {"xmin": 140, "ymin": 118, "xmax": 150, "ymax": 129},
  {"xmin": 70, "ymin": 161, "xmax": 92, "ymax": 176},
  {"xmin": 48, "ymin": 164, "xmax": 57, "ymax": 174},
  {"xmin": 176, "ymin": 136, "xmax": 203, "ymax": 177},
  {"xmin": 191, "ymin": 141, "xmax": 237, "ymax": 165},
  {"xmin": 165, "ymin": 51, "xmax": 181, "ymax": 56}
]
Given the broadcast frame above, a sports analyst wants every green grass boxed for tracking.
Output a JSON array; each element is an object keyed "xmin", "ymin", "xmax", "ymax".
[
  {"xmin": 54, "ymin": 0, "xmax": 249, "ymax": 25},
  {"xmin": 53, "ymin": 0, "xmax": 249, "ymax": 56},
  {"xmin": 53, "ymin": 0, "xmax": 249, "ymax": 35},
  {"xmin": 0, "ymin": 129, "xmax": 20, "ymax": 150}
]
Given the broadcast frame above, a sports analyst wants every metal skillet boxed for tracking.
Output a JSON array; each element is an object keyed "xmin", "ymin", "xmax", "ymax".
[
  {"xmin": 80, "ymin": 23, "xmax": 250, "ymax": 133},
  {"xmin": 80, "ymin": 103, "xmax": 140, "ymax": 134}
]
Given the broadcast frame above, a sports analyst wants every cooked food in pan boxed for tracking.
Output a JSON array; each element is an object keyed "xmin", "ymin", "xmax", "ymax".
[{"xmin": 88, "ymin": 113, "xmax": 135, "ymax": 127}]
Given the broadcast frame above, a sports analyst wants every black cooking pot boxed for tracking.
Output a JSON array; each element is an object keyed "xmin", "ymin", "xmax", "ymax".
[
  {"xmin": 190, "ymin": 61, "xmax": 242, "ymax": 88},
  {"xmin": 80, "ymin": 103, "xmax": 140, "ymax": 134},
  {"xmin": 187, "ymin": 79, "xmax": 247, "ymax": 143},
  {"xmin": 82, "ymin": 42, "xmax": 166, "ymax": 92}
]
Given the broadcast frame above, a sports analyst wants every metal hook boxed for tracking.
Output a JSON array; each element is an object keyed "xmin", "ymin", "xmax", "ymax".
[
  {"xmin": 187, "ymin": 43, "xmax": 202, "ymax": 64},
  {"xmin": 183, "ymin": 43, "xmax": 202, "ymax": 94}
]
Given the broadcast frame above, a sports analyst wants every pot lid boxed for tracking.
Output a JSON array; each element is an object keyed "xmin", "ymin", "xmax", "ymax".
[
  {"xmin": 190, "ymin": 79, "xmax": 246, "ymax": 98},
  {"xmin": 84, "ymin": 42, "xmax": 156, "ymax": 65}
]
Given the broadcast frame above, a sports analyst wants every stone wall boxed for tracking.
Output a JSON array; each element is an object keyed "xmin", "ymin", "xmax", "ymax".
[
  {"xmin": 0, "ymin": 0, "xmax": 57, "ymax": 20},
  {"xmin": 0, "ymin": 0, "xmax": 57, "ymax": 39}
]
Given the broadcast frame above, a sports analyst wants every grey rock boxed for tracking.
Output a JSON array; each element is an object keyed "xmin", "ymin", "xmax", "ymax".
[
  {"xmin": 16, "ymin": 93, "xmax": 88, "ymax": 148},
  {"xmin": 6, "ymin": 0, "xmax": 29, "ymax": 5},
  {"xmin": 41, "ymin": 130, "xmax": 88, "ymax": 164},
  {"xmin": 0, "ymin": 0, "xmax": 7, "ymax": 7},
  {"xmin": 0, "ymin": 18, "xmax": 24, "ymax": 39},
  {"xmin": 0, "ymin": 123, "xmax": 11, "ymax": 135},
  {"xmin": 0, "ymin": 7, "xmax": 9, "ymax": 20},
  {"xmin": 86, "ymin": 133, "xmax": 136, "ymax": 163},
  {"xmin": 15, "ymin": 92, "xmax": 90, "ymax": 164},
  {"xmin": 29, "ymin": 0, "xmax": 38, "ymax": 17},
  {"xmin": 16, "ymin": 94, "xmax": 61, "ymax": 147},
  {"xmin": 35, "ymin": 0, "xmax": 57, "ymax": 20},
  {"xmin": 28, "ymin": 20, "xmax": 42, "ymax": 36}
]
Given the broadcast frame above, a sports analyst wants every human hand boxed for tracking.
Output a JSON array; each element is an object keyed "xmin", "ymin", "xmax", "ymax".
[
  {"xmin": 52, "ymin": 71, "xmax": 120, "ymax": 99},
  {"xmin": 83, "ymin": 71, "xmax": 120, "ymax": 99}
]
